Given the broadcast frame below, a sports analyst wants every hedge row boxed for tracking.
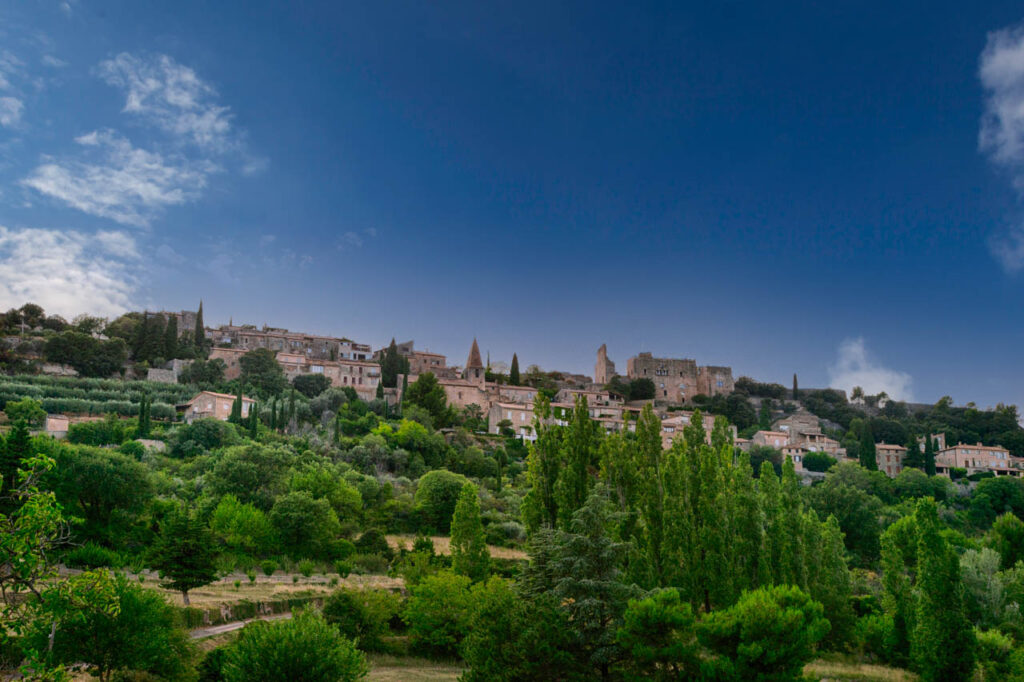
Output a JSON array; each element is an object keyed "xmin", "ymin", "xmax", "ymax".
[
  {"xmin": 0, "ymin": 374, "xmax": 195, "ymax": 401},
  {"xmin": 0, "ymin": 393, "xmax": 176, "ymax": 419}
]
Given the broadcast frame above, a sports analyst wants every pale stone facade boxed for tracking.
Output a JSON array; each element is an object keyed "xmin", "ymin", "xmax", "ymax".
[
  {"xmin": 876, "ymin": 443, "xmax": 908, "ymax": 477},
  {"xmin": 210, "ymin": 325, "xmax": 371, "ymax": 361},
  {"xmin": 209, "ymin": 347, "xmax": 380, "ymax": 401},
  {"xmin": 179, "ymin": 391, "xmax": 254, "ymax": 423},
  {"xmin": 373, "ymin": 340, "xmax": 449, "ymax": 377},
  {"xmin": 936, "ymin": 443, "xmax": 1023, "ymax": 478},
  {"xmin": 595, "ymin": 344, "xmax": 616, "ymax": 385},
  {"xmin": 624, "ymin": 352, "xmax": 734, "ymax": 403}
]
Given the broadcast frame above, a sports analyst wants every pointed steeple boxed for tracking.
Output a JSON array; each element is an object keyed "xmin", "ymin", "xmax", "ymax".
[{"xmin": 466, "ymin": 338, "xmax": 483, "ymax": 369}]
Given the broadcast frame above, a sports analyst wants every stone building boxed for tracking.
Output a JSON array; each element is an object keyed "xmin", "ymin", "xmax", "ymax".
[
  {"xmin": 156, "ymin": 310, "xmax": 197, "ymax": 337},
  {"xmin": 936, "ymin": 442, "xmax": 1023, "ymax": 478},
  {"xmin": 208, "ymin": 347, "xmax": 380, "ymax": 401},
  {"xmin": 876, "ymin": 443, "xmax": 908, "ymax": 478},
  {"xmin": 210, "ymin": 324, "xmax": 371, "ymax": 361},
  {"xmin": 627, "ymin": 353, "xmax": 700, "ymax": 402},
  {"xmin": 178, "ymin": 391, "xmax": 254, "ymax": 423},
  {"xmin": 621, "ymin": 352, "xmax": 734, "ymax": 403},
  {"xmin": 595, "ymin": 344, "xmax": 616, "ymax": 385},
  {"xmin": 373, "ymin": 340, "xmax": 449, "ymax": 378}
]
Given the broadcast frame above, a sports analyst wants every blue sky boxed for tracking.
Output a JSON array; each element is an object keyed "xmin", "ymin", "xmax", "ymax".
[{"xmin": 2, "ymin": 1, "xmax": 1024, "ymax": 409}]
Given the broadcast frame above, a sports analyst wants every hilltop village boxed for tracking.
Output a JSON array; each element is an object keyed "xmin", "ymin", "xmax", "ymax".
[{"xmin": 3, "ymin": 302, "xmax": 1021, "ymax": 482}]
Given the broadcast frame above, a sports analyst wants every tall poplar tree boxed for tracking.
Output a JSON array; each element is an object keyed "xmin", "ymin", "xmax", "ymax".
[
  {"xmin": 450, "ymin": 483, "xmax": 489, "ymax": 582},
  {"xmin": 554, "ymin": 395, "xmax": 599, "ymax": 530},
  {"xmin": 912, "ymin": 499, "xmax": 975, "ymax": 681},
  {"xmin": 522, "ymin": 395, "xmax": 562, "ymax": 533}
]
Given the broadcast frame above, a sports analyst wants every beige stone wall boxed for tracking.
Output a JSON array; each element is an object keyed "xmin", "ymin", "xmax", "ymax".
[{"xmin": 627, "ymin": 353, "xmax": 699, "ymax": 402}]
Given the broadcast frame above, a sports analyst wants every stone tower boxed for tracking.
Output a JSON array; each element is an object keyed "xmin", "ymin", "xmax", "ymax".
[
  {"xmin": 463, "ymin": 338, "xmax": 485, "ymax": 386},
  {"xmin": 595, "ymin": 344, "xmax": 616, "ymax": 385}
]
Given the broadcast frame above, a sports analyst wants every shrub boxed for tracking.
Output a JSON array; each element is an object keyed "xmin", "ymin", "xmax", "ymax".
[
  {"xmin": 298, "ymin": 559, "xmax": 316, "ymax": 577},
  {"xmin": 354, "ymin": 529, "xmax": 393, "ymax": 560},
  {"xmin": 119, "ymin": 440, "xmax": 146, "ymax": 459},
  {"xmin": 323, "ymin": 588, "xmax": 403, "ymax": 652},
  {"xmin": 334, "ymin": 560, "xmax": 353, "ymax": 578},
  {"xmin": 802, "ymin": 451, "xmax": 837, "ymax": 473},
  {"xmin": 65, "ymin": 542, "xmax": 121, "ymax": 569},
  {"xmin": 222, "ymin": 609, "xmax": 367, "ymax": 682},
  {"xmin": 260, "ymin": 560, "xmax": 278, "ymax": 576},
  {"xmin": 351, "ymin": 554, "xmax": 390, "ymax": 575}
]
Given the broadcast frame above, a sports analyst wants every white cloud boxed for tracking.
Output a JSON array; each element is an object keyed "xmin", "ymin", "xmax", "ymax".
[
  {"xmin": 828, "ymin": 337, "xmax": 914, "ymax": 401},
  {"xmin": 42, "ymin": 55, "xmax": 67, "ymax": 68},
  {"xmin": 242, "ymin": 156, "xmax": 269, "ymax": 176},
  {"xmin": 0, "ymin": 97, "xmax": 23, "ymax": 127},
  {"xmin": 0, "ymin": 226, "xmax": 138, "ymax": 318},
  {"xmin": 979, "ymin": 24, "xmax": 1024, "ymax": 270},
  {"xmin": 97, "ymin": 53, "xmax": 234, "ymax": 152},
  {"xmin": 155, "ymin": 243, "xmax": 185, "ymax": 265},
  {"xmin": 21, "ymin": 129, "xmax": 213, "ymax": 227}
]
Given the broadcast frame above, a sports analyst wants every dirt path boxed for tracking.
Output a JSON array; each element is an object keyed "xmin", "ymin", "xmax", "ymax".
[{"xmin": 190, "ymin": 612, "xmax": 292, "ymax": 639}]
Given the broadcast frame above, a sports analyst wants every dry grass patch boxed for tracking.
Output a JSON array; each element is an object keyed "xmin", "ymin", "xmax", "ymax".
[
  {"xmin": 805, "ymin": 658, "xmax": 917, "ymax": 681},
  {"xmin": 144, "ymin": 572, "xmax": 402, "ymax": 608},
  {"xmin": 367, "ymin": 654, "xmax": 462, "ymax": 681},
  {"xmin": 386, "ymin": 534, "xmax": 527, "ymax": 561}
]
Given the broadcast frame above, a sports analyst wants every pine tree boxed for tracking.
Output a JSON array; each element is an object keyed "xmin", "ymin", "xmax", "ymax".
[
  {"xmin": 792, "ymin": 374, "xmax": 799, "ymax": 401},
  {"xmin": 0, "ymin": 419, "xmax": 31, "ymax": 500},
  {"xmin": 451, "ymin": 483, "xmax": 490, "ymax": 582},
  {"xmin": 912, "ymin": 499, "xmax": 975, "ymax": 681},
  {"xmin": 194, "ymin": 301, "xmax": 206, "ymax": 354},
  {"xmin": 903, "ymin": 432, "xmax": 925, "ymax": 470},
  {"xmin": 148, "ymin": 507, "xmax": 218, "ymax": 606},
  {"xmin": 509, "ymin": 353, "xmax": 520, "ymax": 386},
  {"xmin": 164, "ymin": 315, "xmax": 178, "ymax": 359}
]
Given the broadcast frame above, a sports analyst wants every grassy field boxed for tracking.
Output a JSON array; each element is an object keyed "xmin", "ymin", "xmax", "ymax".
[{"xmin": 386, "ymin": 534, "xmax": 528, "ymax": 561}]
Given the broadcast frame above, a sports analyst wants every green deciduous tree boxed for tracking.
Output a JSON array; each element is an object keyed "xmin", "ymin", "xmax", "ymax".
[
  {"xmin": 4, "ymin": 397, "xmax": 46, "ymax": 427},
  {"xmin": 450, "ymin": 483, "xmax": 489, "ymax": 582},
  {"xmin": 413, "ymin": 469, "xmax": 470, "ymax": 534},
  {"xmin": 239, "ymin": 348, "xmax": 287, "ymax": 397},
  {"xmin": 402, "ymin": 570, "xmax": 474, "ymax": 658},
  {"xmin": 988, "ymin": 512, "xmax": 1024, "ymax": 570}
]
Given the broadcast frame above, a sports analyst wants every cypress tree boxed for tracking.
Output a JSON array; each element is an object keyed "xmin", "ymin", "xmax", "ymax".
[
  {"xmin": 792, "ymin": 373, "xmax": 799, "ymax": 401},
  {"xmin": 924, "ymin": 435, "xmax": 936, "ymax": 476},
  {"xmin": 164, "ymin": 315, "xmax": 178, "ymax": 359},
  {"xmin": 509, "ymin": 353, "xmax": 520, "ymax": 386},
  {"xmin": 193, "ymin": 301, "xmax": 206, "ymax": 354},
  {"xmin": 248, "ymin": 402, "xmax": 259, "ymax": 439},
  {"xmin": 229, "ymin": 382, "xmax": 243, "ymax": 423},
  {"xmin": 376, "ymin": 381, "xmax": 384, "ymax": 400},
  {"xmin": 903, "ymin": 432, "xmax": 924, "ymax": 470},
  {"xmin": 138, "ymin": 394, "xmax": 151, "ymax": 438},
  {"xmin": 858, "ymin": 421, "xmax": 877, "ymax": 471},
  {"xmin": 269, "ymin": 397, "xmax": 278, "ymax": 432},
  {"xmin": 288, "ymin": 389, "xmax": 296, "ymax": 423},
  {"xmin": 451, "ymin": 483, "xmax": 490, "ymax": 582}
]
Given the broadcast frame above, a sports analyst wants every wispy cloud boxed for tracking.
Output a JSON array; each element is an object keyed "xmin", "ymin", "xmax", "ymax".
[
  {"xmin": 21, "ymin": 129, "xmax": 213, "ymax": 227},
  {"xmin": 828, "ymin": 337, "xmax": 914, "ymax": 401},
  {"xmin": 0, "ymin": 225, "xmax": 139, "ymax": 318},
  {"xmin": 337, "ymin": 228, "xmax": 377, "ymax": 250},
  {"xmin": 0, "ymin": 97, "xmax": 23, "ymax": 127},
  {"xmin": 97, "ymin": 53, "xmax": 235, "ymax": 152},
  {"xmin": 41, "ymin": 55, "xmax": 67, "ymax": 69},
  {"xmin": 979, "ymin": 23, "xmax": 1024, "ymax": 270}
]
